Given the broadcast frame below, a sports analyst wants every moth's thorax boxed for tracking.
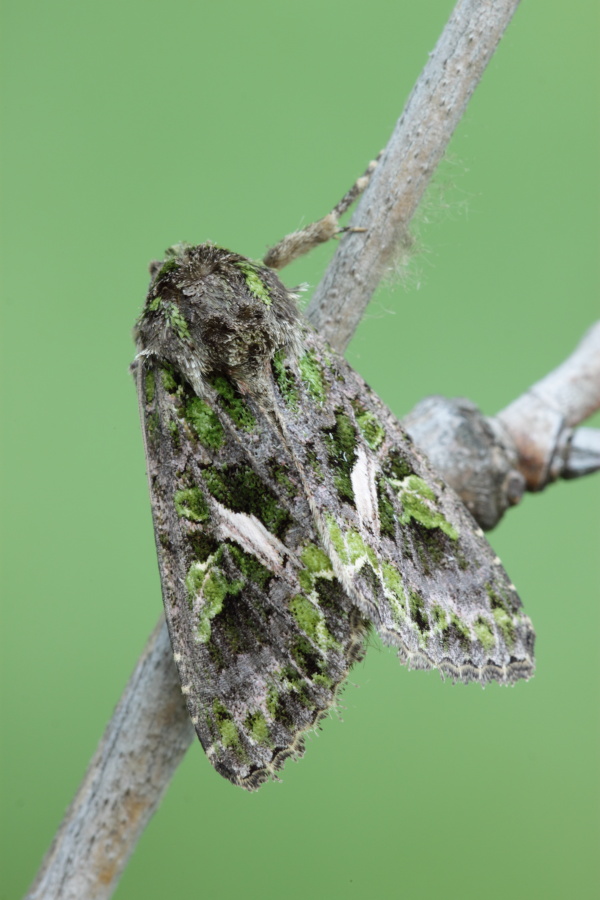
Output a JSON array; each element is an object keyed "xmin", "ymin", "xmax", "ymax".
[{"xmin": 135, "ymin": 243, "xmax": 300, "ymax": 394}]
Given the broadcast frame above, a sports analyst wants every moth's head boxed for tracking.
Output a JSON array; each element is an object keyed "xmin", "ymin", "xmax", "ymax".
[{"xmin": 134, "ymin": 242, "xmax": 300, "ymax": 393}]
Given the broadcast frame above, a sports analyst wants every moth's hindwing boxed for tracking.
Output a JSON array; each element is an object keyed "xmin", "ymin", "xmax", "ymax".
[
  {"xmin": 137, "ymin": 359, "xmax": 368, "ymax": 790},
  {"xmin": 271, "ymin": 330, "xmax": 535, "ymax": 684}
]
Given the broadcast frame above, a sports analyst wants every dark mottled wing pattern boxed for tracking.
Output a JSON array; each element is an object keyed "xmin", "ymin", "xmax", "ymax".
[
  {"xmin": 136, "ymin": 359, "xmax": 368, "ymax": 789},
  {"xmin": 270, "ymin": 329, "xmax": 535, "ymax": 684},
  {"xmin": 135, "ymin": 242, "xmax": 535, "ymax": 791}
]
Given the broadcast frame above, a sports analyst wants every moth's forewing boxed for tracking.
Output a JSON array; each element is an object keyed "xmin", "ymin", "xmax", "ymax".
[
  {"xmin": 271, "ymin": 330, "xmax": 535, "ymax": 684},
  {"xmin": 136, "ymin": 357, "xmax": 367, "ymax": 790}
]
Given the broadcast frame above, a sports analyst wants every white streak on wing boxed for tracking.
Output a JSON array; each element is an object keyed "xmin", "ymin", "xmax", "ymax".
[
  {"xmin": 213, "ymin": 500, "xmax": 286, "ymax": 572},
  {"xmin": 351, "ymin": 447, "xmax": 379, "ymax": 533}
]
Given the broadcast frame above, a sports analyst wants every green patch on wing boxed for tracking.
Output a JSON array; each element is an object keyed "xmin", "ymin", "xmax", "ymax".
[
  {"xmin": 324, "ymin": 514, "xmax": 389, "ymax": 597},
  {"xmin": 174, "ymin": 487, "xmax": 210, "ymax": 522},
  {"xmin": 441, "ymin": 612, "xmax": 471, "ymax": 651},
  {"xmin": 167, "ymin": 418, "xmax": 180, "ymax": 448},
  {"xmin": 352, "ymin": 400, "xmax": 385, "ymax": 450},
  {"xmin": 323, "ymin": 410, "xmax": 358, "ymax": 505},
  {"xmin": 299, "ymin": 350, "xmax": 326, "ymax": 403},
  {"xmin": 146, "ymin": 410, "xmax": 160, "ymax": 443},
  {"xmin": 144, "ymin": 370, "xmax": 155, "ymax": 404},
  {"xmin": 324, "ymin": 515, "xmax": 349, "ymax": 564},
  {"xmin": 431, "ymin": 605, "xmax": 447, "ymax": 628},
  {"xmin": 280, "ymin": 664, "xmax": 311, "ymax": 707},
  {"xmin": 210, "ymin": 374, "xmax": 256, "ymax": 431},
  {"xmin": 381, "ymin": 562, "xmax": 406, "ymax": 622},
  {"xmin": 473, "ymin": 616, "xmax": 496, "ymax": 652},
  {"xmin": 392, "ymin": 474, "xmax": 458, "ymax": 540},
  {"xmin": 164, "ymin": 301, "xmax": 190, "ymax": 340},
  {"xmin": 234, "ymin": 259, "xmax": 271, "ymax": 305},
  {"xmin": 212, "ymin": 700, "xmax": 245, "ymax": 756},
  {"xmin": 227, "ymin": 543, "xmax": 273, "ymax": 590},
  {"xmin": 272, "ymin": 349, "xmax": 298, "ymax": 408},
  {"xmin": 486, "ymin": 584, "xmax": 517, "ymax": 648},
  {"xmin": 289, "ymin": 594, "xmax": 338, "ymax": 652},
  {"xmin": 155, "ymin": 257, "xmax": 180, "ymax": 281},
  {"xmin": 408, "ymin": 589, "xmax": 429, "ymax": 635},
  {"xmin": 266, "ymin": 685, "xmax": 282, "ymax": 721},
  {"xmin": 160, "ymin": 366, "xmax": 178, "ymax": 393},
  {"xmin": 185, "ymin": 560, "xmax": 243, "ymax": 643},
  {"xmin": 184, "ymin": 397, "xmax": 225, "ymax": 450},
  {"xmin": 346, "ymin": 529, "xmax": 378, "ymax": 570},
  {"xmin": 298, "ymin": 542, "xmax": 333, "ymax": 592},
  {"xmin": 245, "ymin": 711, "xmax": 271, "ymax": 746},
  {"xmin": 492, "ymin": 607, "xmax": 516, "ymax": 648},
  {"xmin": 301, "ymin": 543, "xmax": 333, "ymax": 574}
]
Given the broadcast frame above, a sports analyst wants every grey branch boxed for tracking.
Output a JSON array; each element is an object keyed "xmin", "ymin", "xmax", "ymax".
[
  {"xmin": 25, "ymin": 2, "xmax": 598, "ymax": 898},
  {"xmin": 403, "ymin": 322, "xmax": 600, "ymax": 529},
  {"xmin": 26, "ymin": 620, "xmax": 193, "ymax": 900},
  {"xmin": 306, "ymin": 0, "xmax": 523, "ymax": 354},
  {"xmin": 497, "ymin": 322, "xmax": 600, "ymax": 489}
]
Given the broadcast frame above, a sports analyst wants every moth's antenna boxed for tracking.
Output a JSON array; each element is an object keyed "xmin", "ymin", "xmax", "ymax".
[{"xmin": 263, "ymin": 152, "xmax": 382, "ymax": 270}]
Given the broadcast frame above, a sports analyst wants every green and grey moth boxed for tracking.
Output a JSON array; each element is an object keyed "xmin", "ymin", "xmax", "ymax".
[{"xmin": 133, "ymin": 242, "xmax": 535, "ymax": 791}]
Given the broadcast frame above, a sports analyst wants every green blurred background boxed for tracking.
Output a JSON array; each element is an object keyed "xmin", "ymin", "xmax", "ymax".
[{"xmin": 1, "ymin": 1, "xmax": 598, "ymax": 898}]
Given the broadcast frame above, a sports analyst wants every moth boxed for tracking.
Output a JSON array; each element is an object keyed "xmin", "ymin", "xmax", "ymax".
[{"xmin": 133, "ymin": 242, "xmax": 535, "ymax": 790}]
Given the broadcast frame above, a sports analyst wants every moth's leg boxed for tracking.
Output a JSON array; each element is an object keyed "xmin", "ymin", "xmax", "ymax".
[{"xmin": 263, "ymin": 152, "xmax": 382, "ymax": 270}]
